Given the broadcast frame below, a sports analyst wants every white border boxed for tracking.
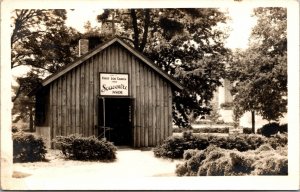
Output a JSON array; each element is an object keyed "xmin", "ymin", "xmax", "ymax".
[{"xmin": 1, "ymin": 0, "xmax": 299, "ymax": 190}]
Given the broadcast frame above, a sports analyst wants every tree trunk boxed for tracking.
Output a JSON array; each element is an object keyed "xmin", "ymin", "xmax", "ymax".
[{"xmin": 251, "ymin": 111, "xmax": 255, "ymax": 134}]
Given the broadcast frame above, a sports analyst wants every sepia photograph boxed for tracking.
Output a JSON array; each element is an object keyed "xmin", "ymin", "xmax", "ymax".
[{"xmin": 1, "ymin": 0, "xmax": 299, "ymax": 190}]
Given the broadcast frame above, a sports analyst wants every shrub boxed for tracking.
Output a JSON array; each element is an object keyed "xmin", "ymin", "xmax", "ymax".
[
  {"xmin": 260, "ymin": 123, "xmax": 280, "ymax": 137},
  {"xmin": 193, "ymin": 127, "xmax": 229, "ymax": 134},
  {"xmin": 279, "ymin": 124, "xmax": 288, "ymax": 134},
  {"xmin": 12, "ymin": 126, "xmax": 19, "ymax": 133},
  {"xmin": 154, "ymin": 132, "xmax": 209, "ymax": 159},
  {"xmin": 155, "ymin": 132, "xmax": 287, "ymax": 159},
  {"xmin": 13, "ymin": 132, "xmax": 47, "ymax": 163},
  {"xmin": 176, "ymin": 145, "xmax": 287, "ymax": 176},
  {"xmin": 267, "ymin": 134, "xmax": 288, "ymax": 149},
  {"xmin": 173, "ymin": 127, "xmax": 229, "ymax": 134},
  {"xmin": 53, "ymin": 134, "xmax": 117, "ymax": 161},
  {"xmin": 242, "ymin": 128, "xmax": 253, "ymax": 134},
  {"xmin": 220, "ymin": 102, "xmax": 233, "ymax": 109}
]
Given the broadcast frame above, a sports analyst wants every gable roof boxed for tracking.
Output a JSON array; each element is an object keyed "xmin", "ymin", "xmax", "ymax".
[{"xmin": 42, "ymin": 36, "xmax": 184, "ymax": 90}]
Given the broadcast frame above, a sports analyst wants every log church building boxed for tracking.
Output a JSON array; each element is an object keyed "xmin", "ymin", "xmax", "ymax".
[{"xmin": 34, "ymin": 36, "xmax": 183, "ymax": 148}]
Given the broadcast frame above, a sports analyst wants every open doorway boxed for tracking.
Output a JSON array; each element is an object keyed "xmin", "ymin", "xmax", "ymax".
[{"xmin": 98, "ymin": 97, "xmax": 133, "ymax": 146}]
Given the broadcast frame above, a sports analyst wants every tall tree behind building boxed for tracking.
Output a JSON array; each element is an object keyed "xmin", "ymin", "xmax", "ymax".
[{"xmin": 97, "ymin": 9, "xmax": 230, "ymax": 127}]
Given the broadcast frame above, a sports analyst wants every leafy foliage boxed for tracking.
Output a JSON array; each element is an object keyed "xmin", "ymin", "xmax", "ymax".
[
  {"xmin": 227, "ymin": 8, "xmax": 287, "ymax": 123},
  {"xmin": 242, "ymin": 128, "xmax": 253, "ymax": 134},
  {"xmin": 53, "ymin": 134, "xmax": 117, "ymax": 161},
  {"xmin": 11, "ymin": 9, "xmax": 80, "ymax": 73},
  {"xmin": 173, "ymin": 127, "xmax": 229, "ymax": 134},
  {"xmin": 176, "ymin": 144, "xmax": 287, "ymax": 176},
  {"xmin": 153, "ymin": 132, "xmax": 209, "ymax": 159},
  {"xmin": 260, "ymin": 122, "xmax": 280, "ymax": 137},
  {"xmin": 13, "ymin": 131, "xmax": 47, "ymax": 163},
  {"xmin": 11, "ymin": 9, "xmax": 81, "ymax": 126},
  {"xmin": 154, "ymin": 132, "xmax": 287, "ymax": 159}
]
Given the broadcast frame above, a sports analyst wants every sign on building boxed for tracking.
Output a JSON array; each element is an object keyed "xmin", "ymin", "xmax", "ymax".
[{"xmin": 100, "ymin": 73, "xmax": 129, "ymax": 96}]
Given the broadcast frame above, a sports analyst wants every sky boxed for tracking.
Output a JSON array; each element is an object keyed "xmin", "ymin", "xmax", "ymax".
[{"xmin": 65, "ymin": 8, "xmax": 257, "ymax": 49}]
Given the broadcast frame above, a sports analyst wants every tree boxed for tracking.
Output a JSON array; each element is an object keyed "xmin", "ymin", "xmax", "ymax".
[
  {"xmin": 227, "ymin": 8, "xmax": 287, "ymax": 133},
  {"xmin": 11, "ymin": 10, "xmax": 80, "ymax": 73},
  {"xmin": 11, "ymin": 9, "xmax": 80, "ymax": 129},
  {"xmin": 97, "ymin": 9, "xmax": 230, "ymax": 127}
]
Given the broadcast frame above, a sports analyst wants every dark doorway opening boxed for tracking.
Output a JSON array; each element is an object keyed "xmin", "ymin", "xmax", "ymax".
[{"xmin": 98, "ymin": 97, "xmax": 133, "ymax": 146}]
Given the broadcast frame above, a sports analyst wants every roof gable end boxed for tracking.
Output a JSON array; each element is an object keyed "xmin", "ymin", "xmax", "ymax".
[{"xmin": 42, "ymin": 36, "xmax": 183, "ymax": 90}]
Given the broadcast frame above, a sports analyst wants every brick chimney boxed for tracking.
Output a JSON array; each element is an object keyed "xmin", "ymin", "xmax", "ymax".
[{"xmin": 78, "ymin": 39, "xmax": 89, "ymax": 57}]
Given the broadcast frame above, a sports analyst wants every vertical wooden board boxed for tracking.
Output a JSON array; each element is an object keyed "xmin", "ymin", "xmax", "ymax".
[
  {"xmin": 84, "ymin": 61, "xmax": 89, "ymax": 136},
  {"xmin": 152, "ymin": 72, "xmax": 156, "ymax": 146},
  {"xmin": 135, "ymin": 58, "xmax": 140, "ymax": 147},
  {"xmin": 51, "ymin": 84, "xmax": 56, "ymax": 140},
  {"xmin": 168, "ymin": 85, "xmax": 173, "ymax": 137},
  {"xmin": 89, "ymin": 56, "xmax": 94, "ymax": 136},
  {"xmin": 66, "ymin": 73, "xmax": 71, "ymax": 135},
  {"xmin": 119, "ymin": 46, "xmax": 123, "ymax": 73},
  {"xmin": 143, "ymin": 66, "xmax": 148, "ymax": 147},
  {"xmin": 57, "ymin": 78, "xmax": 62, "ymax": 136},
  {"xmin": 140, "ymin": 64, "xmax": 145, "ymax": 147},
  {"xmin": 103, "ymin": 49, "xmax": 107, "ymax": 73},
  {"xmin": 160, "ymin": 78, "xmax": 165, "ymax": 144},
  {"xmin": 126, "ymin": 49, "xmax": 131, "ymax": 82},
  {"xmin": 80, "ymin": 64, "xmax": 85, "ymax": 136},
  {"xmin": 71, "ymin": 70, "xmax": 76, "ymax": 134},
  {"xmin": 163, "ymin": 81, "xmax": 168, "ymax": 141},
  {"xmin": 52, "ymin": 82, "xmax": 58, "ymax": 139},
  {"xmin": 148, "ymin": 70, "xmax": 153, "ymax": 146},
  {"xmin": 130, "ymin": 55, "xmax": 136, "ymax": 147},
  {"xmin": 93, "ymin": 54, "xmax": 99, "ymax": 136},
  {"xmin": 155, "ymin": 74, "xmax": 160, "ymax": 145},
  {"xmin": 111, "ymin": 46, "xmax": 116, "ymax": 72},
  {"xmin": 76, "ymin": 67, "xmax": 81, "ymax": 134},
  {"xmin": 49, "ymin": 84, "xmax": 53, "ymax": 141},
  {"xmin": 61, "ymin": 76, "xmax": 67, "ymax": 136},
  {"xmin": 107, "ymin": 47, "xmax": 111, "ymax": 72},
  {"xmin": 115, "ymin": 45, "xmax": 119, "ymax": 72}
]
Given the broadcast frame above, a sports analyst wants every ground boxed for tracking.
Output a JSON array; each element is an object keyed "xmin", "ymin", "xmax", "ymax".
[{"xmin": 7, "ymin": 148, "xmax": 183, "ymax": 190}]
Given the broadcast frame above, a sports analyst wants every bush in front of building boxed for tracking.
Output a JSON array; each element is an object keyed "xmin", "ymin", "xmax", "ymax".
[
  {"xmin": 175, "ymin": 144, "xmax": 287, "ymax": 176},
  {"xmin": 154, "ymin": 131, "xmax": 210, "ymax": 159},
  {"xmin": 53, "ymin": 134, "xmax": 117, "ymax": 161},
  {"xmin": 154, "ymin": 132, "xmax": 287, "ymax": 159},
  {"xmin": 13, "ymin": 131, "xmax": 47, "ymax": 163}
]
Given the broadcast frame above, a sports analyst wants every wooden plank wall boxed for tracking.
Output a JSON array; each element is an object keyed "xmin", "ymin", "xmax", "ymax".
[{"xmin": 46, "ymin": 43, "xmax": 173, "ymax": 147}]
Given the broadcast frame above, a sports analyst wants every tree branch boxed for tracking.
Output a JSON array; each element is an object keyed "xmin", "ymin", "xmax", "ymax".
[
  {"xmin": 120, "ymin": 36, "xmax": 134, "ymax": 43},
  {"xmin": 139, "ymin": 9, "xmax": 150, "ymax": 52},
  {"xmin": 130, "ymin": 9, "xmax": 139, "ymax": 49}
]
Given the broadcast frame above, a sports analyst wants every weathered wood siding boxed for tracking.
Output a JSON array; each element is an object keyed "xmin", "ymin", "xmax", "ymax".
[{"xmin": 43, "ymin": 42, "xmax": 173, "ymax": 147}]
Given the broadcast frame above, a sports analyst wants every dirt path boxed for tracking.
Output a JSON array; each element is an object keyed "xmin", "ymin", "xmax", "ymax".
[{"xmin": 8, "ymin": 148, "xmax": 182, "ymax": 190}]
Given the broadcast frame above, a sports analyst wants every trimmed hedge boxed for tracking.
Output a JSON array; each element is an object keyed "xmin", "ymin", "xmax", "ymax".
[
  {"xmin": 153, "ymin": 132, "xmax": 209, "ymax": 159},
  {"xmin": 261, "ymin": 123, "xmax": 280, "ymax": 137},
  {"xmin": 176, "ymin": 144, "xmax": 287, "ymax": 176},
  {"xmin": 154, "ymin": 132, "xmax": 287, "ymax": 159},
  {"xmin": 257, "ymin": 123, "xmax": 288, "ymax": 137},
  {"xmin": 242, "ymin": 128, "xmax": 253, "ymax": 134},
  {"xmin": 173, "ymin": 127, "xmax": 229, "ymax": 134},
  {"xmin": 13, "ymin": 132, "xmax": 47, "ymax": 163},
  {"xmin": 53, "ymin": 134, "xmax": 117, "ymax": 161}
]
